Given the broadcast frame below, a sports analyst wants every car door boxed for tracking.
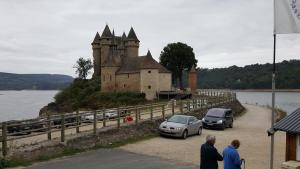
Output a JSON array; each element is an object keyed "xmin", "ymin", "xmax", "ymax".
[{"xmin": 188, "ymin": 117, "xmax": 198, "ymax": 134}]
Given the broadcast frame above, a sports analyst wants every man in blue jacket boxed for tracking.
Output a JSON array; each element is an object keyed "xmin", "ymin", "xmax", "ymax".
[{"xmin": 223, "ymin": 140, "xmax": 244, "ymax": 169}]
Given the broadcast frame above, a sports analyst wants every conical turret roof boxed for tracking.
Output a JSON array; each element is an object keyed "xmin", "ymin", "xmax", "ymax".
[
  {"xmin": 127, "ymin": 27, "xmax": 139, "ymax": 42},
  {"xmin": 101, "ymin": 24, "xmax": 113, "ymax": 38},
  {"xmin": 92, "ymin": 32, "xmax": 101, "ymax": 44}
]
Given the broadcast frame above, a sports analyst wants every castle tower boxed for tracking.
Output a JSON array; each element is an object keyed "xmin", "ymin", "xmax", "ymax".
[
  {"xmin": 125, "ymin": 27, "xmax": 139, "ymax": 57},
  {"xmin": 100, "ymin": 24, "xmax": 113, "ymax": 66},
  {"xmin": 91, "ymin": 32, "xmax": 101, "ymax": 77},
  {"xmin": 188, "ymin": 65, "xmax": 197, "ymax": 94}
]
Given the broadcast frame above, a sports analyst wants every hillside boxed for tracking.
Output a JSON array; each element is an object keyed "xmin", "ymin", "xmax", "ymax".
[
  {"xmin": 0, "ymin": 72, "xmax": 74, "ymax": 90},
  {"xmin": 195, "ymin": 60, "xmax": 300, "ymax": 89}
]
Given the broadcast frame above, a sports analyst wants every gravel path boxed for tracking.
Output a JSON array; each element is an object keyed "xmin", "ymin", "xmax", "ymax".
[{"xmin": 121, "ymin": 104, "xmax": 286, "ymax": 169}]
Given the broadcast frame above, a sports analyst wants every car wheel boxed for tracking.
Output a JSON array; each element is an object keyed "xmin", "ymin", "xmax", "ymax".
[
  {"xmin": 221, "ymin": 123, "xmax": 226, "ymax": 130},
  {"xmin": 182, "ymin": 130, "xmax": 188, "ymax": 139},
  {"xmin": 229, "ymin": 122, "xmax": 233, "ymax": 128},
  {"xmin": 197, "ymin": 127, "xmax": 203, "ymax": 135}
]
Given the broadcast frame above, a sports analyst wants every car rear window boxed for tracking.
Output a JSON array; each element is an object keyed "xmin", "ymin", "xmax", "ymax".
[{"xmin": 206, "ymin": 109, "xmax": 225, "ymax": 117}]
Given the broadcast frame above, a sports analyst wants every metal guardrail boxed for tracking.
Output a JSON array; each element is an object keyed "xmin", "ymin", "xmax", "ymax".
[{"xmin": 0, "ymin": 91, "xmax": 236, "ymax": 157}]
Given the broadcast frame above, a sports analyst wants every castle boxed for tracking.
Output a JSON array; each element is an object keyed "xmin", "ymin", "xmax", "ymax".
[{"xmin": 91, "ymin": 25, "xmax": 172, "ymax": 100}]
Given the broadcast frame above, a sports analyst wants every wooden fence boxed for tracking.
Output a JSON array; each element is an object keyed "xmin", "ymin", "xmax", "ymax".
[{"xmin": 0, "ymin": 91, "xmax": 236, "ymax": 157}]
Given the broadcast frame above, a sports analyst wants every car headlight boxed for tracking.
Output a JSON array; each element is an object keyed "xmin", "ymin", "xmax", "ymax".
[
  {"xmin": 202, "ymin": 118, "xmax": 205, "ymax": 121},
  {"xmin": 217, "ymin": 120, "xmax": 223, "ymax": 124},
  {"xmin": 174, "ymin": 127, "xmax": 182, "ymax": 130}
]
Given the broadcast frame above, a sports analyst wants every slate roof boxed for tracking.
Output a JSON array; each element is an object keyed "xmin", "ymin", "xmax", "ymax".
[
  {"xmin": 101, "ymin": 25, "xmax": 113, "ymax": 38},
  {"xmin": 92, "ymin": 32, "xmax": 101, "ymax": 44},
  {"xmin": 116, "ymin": 51, "xmax": 170, "ymax": 74},
  {"xmin": 274, "ymin": 108, "xmax": 300, "ymax": 134},
  {"xmin": 127, "ymin": 27, "xmax": 139, "ymax": 42}
]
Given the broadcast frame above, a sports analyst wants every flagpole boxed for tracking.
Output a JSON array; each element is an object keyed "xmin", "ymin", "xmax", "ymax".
[{"xmin": 270, "ymin": 33, "xmax": 276, "ymax": 169}]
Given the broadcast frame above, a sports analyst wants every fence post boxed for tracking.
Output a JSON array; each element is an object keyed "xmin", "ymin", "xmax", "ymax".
[
  {"xmin": 187, "ymin": 101, "xmax": 191, "ymax": 112},
  {"xmin": 193, "ymin": 99, "xmax": 196, "ymax": 110},
  {"xmin": 47, "ymin": 114, "xmax": 52, "ymax": 140},
  {"xmin": 2, "ymin": 122, "xmax": 7, "ymax": 157},
  {"xmin": 61, "ymin": 114, "xmax": 65, "ymax": 142},
  {"xmin": 162, "ymin": 105, "xmax": 165, "ymax": 119},
  {"xmin": 117, "ymin": 107, "xmax": 121, "ymax": 128},
  {"xmin": 172, "ymin": 100, "xmax": 175, "ymax": 115},
  {"xmin": 93, "ymin": 111, "xmax": 97, "ymax": 136},
  {"xmin": 76, "ymin": 110, "xmax": 80, "ymax": 133},
  {"xmin": 135, "ymin": 106, "xmax": 139, "ymax": 125},
  {"xmin": 150, "ymin": 103, "xmax": 153, "ymax": 121},
  {"xmin": 180, "ymin": 100, "xmax": 183, "ymax": 113},
  {"xmin": 102, "ymin": 109, "xmax": 106, "ymax": 127}
]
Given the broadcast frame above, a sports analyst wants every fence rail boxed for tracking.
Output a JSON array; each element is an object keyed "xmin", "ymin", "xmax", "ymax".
[{"xmin": 0, "ymin": 91, "xmax": 236, "ymax": 157}]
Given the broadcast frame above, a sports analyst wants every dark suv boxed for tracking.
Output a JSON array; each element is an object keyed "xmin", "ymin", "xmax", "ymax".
[{"xmin": 202, "ymin": 108, "xmax": 233, "ymax": 130}]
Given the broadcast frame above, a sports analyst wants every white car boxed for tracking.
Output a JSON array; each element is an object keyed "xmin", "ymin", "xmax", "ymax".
[{"xmin": 105, "ymin": 110, "xmax": 118, "ymax": 119}]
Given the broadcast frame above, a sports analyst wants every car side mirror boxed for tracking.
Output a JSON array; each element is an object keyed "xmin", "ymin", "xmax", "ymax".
[{"xmin": 188, "ymin": 121, "xmax": 193, "ymax": 125}]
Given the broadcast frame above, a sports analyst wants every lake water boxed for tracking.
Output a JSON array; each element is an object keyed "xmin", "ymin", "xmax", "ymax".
[
  {"xmin": 0, "ymin": 90, "xmax": 59, "ymax": 122},
  {"xmin": 236, "ymin": 91, "xmax": 300, "ymax": 114},
  {"xmin": 0, "ymin": 90, "xmax": 299, "ymax": 122}
]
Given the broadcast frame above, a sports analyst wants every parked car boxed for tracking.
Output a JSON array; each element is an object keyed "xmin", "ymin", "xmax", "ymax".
[
  {"xmin": 82, "ymin": 112, "xmax": 104, "ymax": 122},
  {"xmin": 202, "ymin": 108, "xmax": 233, "ymax": 130},
  {"xmin": 105, "ymin": 109, "xmax": 118, "ymax": 119},
  {"xmin": 159, "ymin": 115, "xmax": 203, "ymax": 139},
  {"xmin": 52, "ymin": 115, "xmax": 79, "ymax": 127},
  {"xmin": 7, "ymin": 120, "xmax": 32, "ymax": 135}
]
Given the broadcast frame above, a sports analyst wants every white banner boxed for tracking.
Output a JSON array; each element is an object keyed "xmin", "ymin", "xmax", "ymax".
[{"xmin": 275, "ymin": 0, "xmax": 300, "ymax": 34}]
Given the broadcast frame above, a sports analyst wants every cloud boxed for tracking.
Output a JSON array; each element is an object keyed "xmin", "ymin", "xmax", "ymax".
[{"xmin": 0, "ymin": 0, "xmax": 300, "ymax": 76}]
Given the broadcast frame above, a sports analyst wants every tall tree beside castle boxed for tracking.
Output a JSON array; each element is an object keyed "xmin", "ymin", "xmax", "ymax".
[
  {"xmin": 91, "ymin": 25, "xmax": 172, "ymax": 100},
  {"xmin": 159, "ymin": 42, "xmax": 197, "ymax": 89}
]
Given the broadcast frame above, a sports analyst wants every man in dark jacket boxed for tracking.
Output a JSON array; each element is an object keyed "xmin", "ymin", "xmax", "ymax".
[{"xmin": 200, "ymin": 135, "xmax": 223, "ymax": 169}]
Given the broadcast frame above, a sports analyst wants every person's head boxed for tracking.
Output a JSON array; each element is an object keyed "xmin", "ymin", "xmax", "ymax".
[
  {"xmin": 206, "ymin": 135, "xmax": 216, "ymax": 145},
  {"xmin": 231, "ymin": 139, "xmax": 240, "ymax": 149}
]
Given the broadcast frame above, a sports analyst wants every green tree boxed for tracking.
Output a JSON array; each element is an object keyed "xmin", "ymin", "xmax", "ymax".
[
  {"xmin": 73, "ymin": 57, "xmax": 93, "ymax": 80},
  {"xmin": 159, "ymin": 42, "xmax": 197, "ymax": 89}
]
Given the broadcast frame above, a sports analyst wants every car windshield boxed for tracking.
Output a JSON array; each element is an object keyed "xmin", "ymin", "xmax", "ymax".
[
  {"xmin": 167, "ymin": 115, "xmax": 188, "ymax": 124},
  {"xmin": 206, "ymin": 109, "xmax": 225, "ymax": 117}
]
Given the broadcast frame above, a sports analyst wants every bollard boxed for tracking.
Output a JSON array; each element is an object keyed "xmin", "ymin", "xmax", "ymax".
[
  {"xmin": 150, "ymin": 103, "xmax": 153, "ymax": 121},
  {"xmin": 76, "ymin": 110, "xmax": 80, "ymax": 133},
  {"xmin": 61, "ymin": 114, "xmax": 65, "ymax": 142},
  {"xmin": 47, "ymin": 114, "xmax": 52, "ymax": 140},
  {"xmin": 93, "ymin": 111, "xmax": 97, "ymax": 136},
  {"xmin": 2, "ymin": 122, "xmax": 7, "ymax": 157},
  {"xmin": 117, "ymin": 107, "xmax": 121, "ymax": 128}
]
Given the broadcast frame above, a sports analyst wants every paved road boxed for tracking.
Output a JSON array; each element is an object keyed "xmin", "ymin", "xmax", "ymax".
[{"xmin": 23, "ymin": 149, "xmax": 197, "ymax": 169}]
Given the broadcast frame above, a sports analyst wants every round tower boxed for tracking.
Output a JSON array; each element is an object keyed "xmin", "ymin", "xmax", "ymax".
[
  {"xmin": 188, "ymin": 65, "xmax": 198, "ymax": 94},
  {"xmin": 125, "ymin": 27, "xmax": 139, "ymax": 57},
  {"xmin": 91, "ymin": 32, "xmax": 101, "ymax": 77}
]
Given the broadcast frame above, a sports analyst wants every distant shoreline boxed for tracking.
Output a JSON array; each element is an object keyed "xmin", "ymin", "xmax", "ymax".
[{"xmin": 233, "ymin": 89, "xmax": 300, "ymax": 92}]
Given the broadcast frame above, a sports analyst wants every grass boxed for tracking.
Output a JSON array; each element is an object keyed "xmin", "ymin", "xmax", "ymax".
[{"xmin": 0, "ymin": 134, "xmax": 158, "ymax": 168}]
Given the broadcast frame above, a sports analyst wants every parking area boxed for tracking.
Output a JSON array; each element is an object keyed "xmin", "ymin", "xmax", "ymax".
[{"xmin": 121, "ymin": 104, "xmax": 286, "ymax": 169}]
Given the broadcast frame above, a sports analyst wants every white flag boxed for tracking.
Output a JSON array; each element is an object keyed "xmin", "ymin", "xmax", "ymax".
[{"xmin": 275, "ymin": 0, "xmax": 300, "ymax": 34}]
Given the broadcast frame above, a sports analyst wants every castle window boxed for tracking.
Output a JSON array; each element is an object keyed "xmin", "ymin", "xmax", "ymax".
[
  {"xmin": 148, "ymin": 70, "xmax": 151, "ymax": 74},
  {"xmin": 103, "ymin": 75, "xmax": 105, "ymax": 82},
  {"xmin": 148, "ymin": 85, "xmax": 151, "ymax": 89},
  {"xmin": 110, "ymin": 75, "xmax": 112, "ymax": 81},
  {"xmin": 124, "ymin": 84, "xmax": 126, "ymax": 88},
  {"xmin": 128, "ymin": 74, "xmax": 129, "ymax": 78}
]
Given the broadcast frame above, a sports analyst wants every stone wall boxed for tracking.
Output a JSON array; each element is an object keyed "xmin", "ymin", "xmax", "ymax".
[
  {"xmin": 101, "ymin": 67, "xmax": 119, "ymax": 92},
  {"xmin": 159, "ymin": 73, "xmax": 172, "ymax": 91},
  {"xmin": 115, "ymin": 73, "xmax": 140, "ymax": 92},
  {"xmin": 140, "ymin": 69, "xmax": 159, "ymax": 100}
]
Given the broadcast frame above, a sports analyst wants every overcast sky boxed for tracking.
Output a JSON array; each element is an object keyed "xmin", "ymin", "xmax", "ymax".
[{"xmin": 1, "ymin": 0, "xmax": 300, "ymax": 77}]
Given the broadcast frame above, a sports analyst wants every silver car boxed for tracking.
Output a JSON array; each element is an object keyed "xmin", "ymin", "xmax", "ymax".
[{"xmin": 159, "ymin": 115, "xmax": 203, "ymax": 139}]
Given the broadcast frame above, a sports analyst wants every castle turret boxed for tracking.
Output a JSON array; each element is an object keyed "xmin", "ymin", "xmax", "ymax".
[
  {"xmin": 100, "ymin": 24, "xmax": 113, "ymax": 66},
  {"xmin": 92, "ymin": 32, "xmax": 101, "ymax": 77},
  {"xmin": 125, "ymin": 27, "xmax": 139, "ymax": 57},
  {"xmin": 188, "ymin": 65, "xmax": 197, "ymax": 94}
]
